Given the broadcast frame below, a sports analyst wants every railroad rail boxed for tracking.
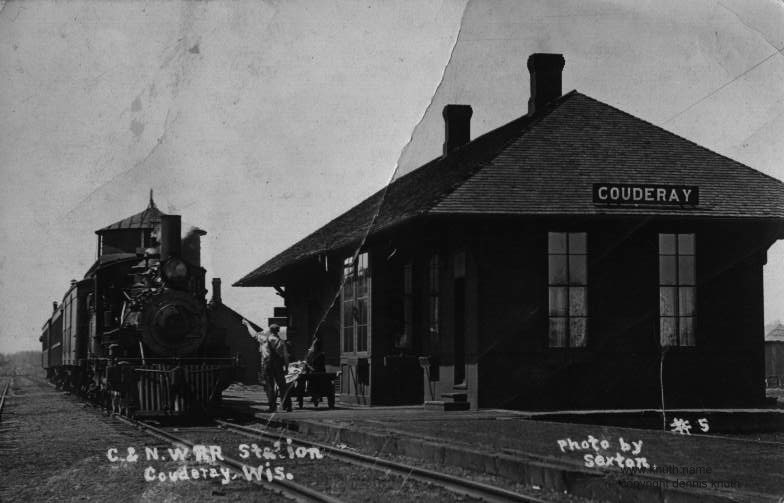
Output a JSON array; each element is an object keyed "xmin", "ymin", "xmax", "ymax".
[
  {"xmin": 216, "ymin": 419, "xmax": 548, "ymax": 503},
  {"xmin": 0, "ymin": 379, "xmax": 10, "ymax": 421},
  {"xmin": 115, "ymin": 413, "xmax": 548, "ymax": 502},
  {"xmin": 115, "ymin": 416, "xmax": 343, "ymax": 503}
]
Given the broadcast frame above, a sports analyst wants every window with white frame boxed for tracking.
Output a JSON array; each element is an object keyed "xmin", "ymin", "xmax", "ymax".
[
  {"xmin": 548, "ymin": 232, "xmax": 587, "ymax": 348},
  {"xmin": 341, "ymin": 252, "xmax": 370, "ymax": 354},
  {"xmin": 659, "ymin": 233, "xmax": 696, "ymax": 346}
]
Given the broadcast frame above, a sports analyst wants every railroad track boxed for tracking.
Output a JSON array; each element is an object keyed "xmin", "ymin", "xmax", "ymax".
[
  {"xmin": 116, "ymin": 415, "xmax": 344, "ymax": 503},
  {"xmin": 115, "ymin": 413, "xmax": 547, "ymax": 502},
  {"xmin": 0, "ymin": 379, "xmax": 10, "ymax": 421},
  {"xmin": 216, "ymin": 419, "xmax": 548, "ymax": 503}
]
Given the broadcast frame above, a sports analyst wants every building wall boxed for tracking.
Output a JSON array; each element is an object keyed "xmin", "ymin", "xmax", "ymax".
[
  {"xmin": 285, "ymin": 261, "xmax": 342, "ymax": 368},
  {"xmin": 413, "ymin": 222, "xmax": 480, "ymax": 408},
  {"xmin": 368, "ymin": 242, "xmax": 424, "ymax": 406},
  {"xmin": 474, "ymin": 218, "xmax": 770, "ymax": 410},
  {"xmin": 693, "ymin": 224, "xmax": 767, "ymax": 405},
  {"xmin": 354, "ymin": 223, "xmax": 480, "ymax": 407},
  {"xmin": 276, "ymin": 217, "xmax": 772, "ymax": 410}
]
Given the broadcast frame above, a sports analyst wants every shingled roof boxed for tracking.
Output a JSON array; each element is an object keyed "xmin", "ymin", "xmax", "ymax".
[{"xmin": 235, "ymin": 91, "xmax": 784, "ymax": 287}]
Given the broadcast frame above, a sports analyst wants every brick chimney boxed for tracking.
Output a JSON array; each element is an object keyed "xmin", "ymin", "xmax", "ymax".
[
  {"xmin": 527, "ymin": 53, "xmax": 565, "ymax": 116},
  {"xmin": 442, "ymin": 104, "xmax": 473, "ymax": 155},
  {"xmin": 211, "ymin": 277, "xmax": 222, "ymax": 304}
]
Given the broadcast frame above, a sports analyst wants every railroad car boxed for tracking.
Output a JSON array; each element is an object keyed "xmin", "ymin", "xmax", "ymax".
[
  {"xmin": 40, "ymin": 303, "xmax": 63, "ymax": 380},
  {"xmin": 41, "ymin": 194, "xmax": 238, "ymax": 417}
]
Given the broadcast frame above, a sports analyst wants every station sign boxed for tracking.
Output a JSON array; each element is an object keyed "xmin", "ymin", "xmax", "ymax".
[{"xmin": 593, "ymin": 184, "xmax": 698, "ymax": 207}]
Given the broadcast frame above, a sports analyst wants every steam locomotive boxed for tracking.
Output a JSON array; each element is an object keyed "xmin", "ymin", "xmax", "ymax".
[{"xmin": 40, "ymin": 194, "xmax": 238, "ymax": 417}]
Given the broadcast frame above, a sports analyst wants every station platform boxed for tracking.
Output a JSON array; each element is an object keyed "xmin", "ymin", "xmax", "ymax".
[{"xmin": 220, "ymin": 385, "xmax": 784, "ymax": 503}]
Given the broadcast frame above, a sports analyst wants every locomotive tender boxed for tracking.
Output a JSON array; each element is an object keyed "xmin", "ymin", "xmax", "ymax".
[{"xmin": 40, "ymin": 193, "xmax": 238, "ymax": 417}]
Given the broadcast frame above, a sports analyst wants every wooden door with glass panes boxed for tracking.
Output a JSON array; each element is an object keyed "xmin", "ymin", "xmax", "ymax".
[{"xmin": 339, "ymin": 252, "xmax": 371, "ymax": 404}]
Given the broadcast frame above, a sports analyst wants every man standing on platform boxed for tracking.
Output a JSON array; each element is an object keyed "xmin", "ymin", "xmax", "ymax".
[
  {"xmin": 242, "ymin": 319, "xmax": 274, "ymax": 410},
  {"xmin": 267, "ymin": 323, "xmax": 293, "ymax": 412},
  {"xmin": 243, "ymin": 320, "xmax": 292, "ymax": 412}
]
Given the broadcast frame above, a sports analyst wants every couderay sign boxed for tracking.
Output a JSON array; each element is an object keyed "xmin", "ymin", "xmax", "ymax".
[{"xmin": 593, "ymin": 184, "xmax": 699, "ymax": 207}]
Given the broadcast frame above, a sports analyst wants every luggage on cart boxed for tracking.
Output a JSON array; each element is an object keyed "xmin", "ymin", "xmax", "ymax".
[{"xmin": 286, "ymin": 361, "xmax": 337, "ymax": 409}]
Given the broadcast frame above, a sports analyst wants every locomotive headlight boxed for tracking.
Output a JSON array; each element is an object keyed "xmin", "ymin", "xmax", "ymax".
[{"xmin": 163, "ymin": 258, "xmax": 189, "ymax": 281}]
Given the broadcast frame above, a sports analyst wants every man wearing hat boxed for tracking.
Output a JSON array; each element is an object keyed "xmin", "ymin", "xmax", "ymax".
[{"xmin": 243, "ymin": 321, "xmax": 292, "ymax": 412}]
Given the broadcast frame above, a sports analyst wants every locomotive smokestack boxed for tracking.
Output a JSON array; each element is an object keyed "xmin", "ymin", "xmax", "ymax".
[
  {"xmin": 160, "ymin": 215, "xmax": 182, "ymax": 261},
  {"xmin": 182, "ymin": 226, "xmax": 207, "ymax": 267},
  {"xmin": 211, "ymin": 278, "xmax": 222, "ymax": 304}
]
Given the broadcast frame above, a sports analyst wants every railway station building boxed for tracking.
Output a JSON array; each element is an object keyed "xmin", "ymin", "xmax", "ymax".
[{"xmin": 236, "ymin": 54, "xmax": 784, "ymax": 411}]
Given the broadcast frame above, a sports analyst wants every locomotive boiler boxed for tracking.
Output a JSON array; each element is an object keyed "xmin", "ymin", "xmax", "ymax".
[{"xmin": 40, "ymin": 193, "xmax": 238, "ymax": 417}]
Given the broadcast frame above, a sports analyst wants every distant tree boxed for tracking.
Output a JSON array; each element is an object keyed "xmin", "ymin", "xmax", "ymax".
[{"xmin": 0, "ymin": 351, "xmax": 41, "ymax": 374}]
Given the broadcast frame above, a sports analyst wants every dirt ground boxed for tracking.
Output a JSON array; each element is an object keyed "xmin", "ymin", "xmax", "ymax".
[
  {"xmin": 0, "ymin": 375, "xmax": 283, "ymax": 502},
  {"xmin": 1, "ymin": 375, "xmax": 591, "ymax": 502}
]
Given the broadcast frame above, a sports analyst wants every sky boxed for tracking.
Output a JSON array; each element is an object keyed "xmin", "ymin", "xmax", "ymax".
[{"xmin": 1, "ymin": 0, "xmax": 782, "ymax": 354}]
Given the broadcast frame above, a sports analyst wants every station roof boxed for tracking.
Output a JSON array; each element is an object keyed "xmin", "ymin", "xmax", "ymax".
[{"xmin": 235, "ymin": 91, "xmax": 784, "ymax": 287}]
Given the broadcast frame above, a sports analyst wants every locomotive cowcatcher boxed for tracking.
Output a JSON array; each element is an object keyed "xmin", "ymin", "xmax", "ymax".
[{"xmin": 40, "ymin": 193, "xmax": 239, "ymax": 417}]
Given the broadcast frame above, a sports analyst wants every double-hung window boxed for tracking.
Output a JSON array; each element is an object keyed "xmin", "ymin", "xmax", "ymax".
[
  {"xmin": 548, "ymin": 232, "xmax": 587, "ymax": 348},
  {"xmin": 659, "ymin": 233, "xmax": 696, "ymax": 346},
  {"xmin": 341, "ymin": 252, "xmax": 370, "ymax": 354}
]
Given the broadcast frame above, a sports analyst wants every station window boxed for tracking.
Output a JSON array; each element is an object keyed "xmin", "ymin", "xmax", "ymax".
[
  {"xmin": 428, "ymin": 253, "xmax": 440, "ymax": 349},
  {"xmin": 548, "ymin": 232, "xmax": 587, "ymax": 348},
  {"xmin": 659, "ymin": 233, "xmax": 696, "ymax": 346},
  {"xmin": 341, "ymin": 252, "xmax": 370, "ymax": 354}
]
